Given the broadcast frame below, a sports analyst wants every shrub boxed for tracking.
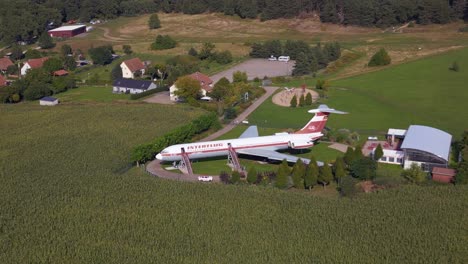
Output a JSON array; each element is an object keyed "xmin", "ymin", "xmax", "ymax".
[
  {"xmin": 449, "ymin": 61, "xmax": 460, "ymax": 72},
  {"xmin": 89, "ymin": 46, "xmax": 113, "ymax": 65},
  {"xmin": 339, "ymin": 176, "xmax": 360, "ymax": 197},
  {"xmin": 350, "ymin": 158, "xmax": 377, "ymax": 180},
  {"xmin": 219, "ymin": 171, "xmax": 230, "ymax": 184},
  {"xmin": 231, "ymin": 171, "xmax": 241, "ymax": 184},
  {"xmin": 148, "ymin": 13, "xmax": 161, "ymax": 29},
  {"xmin": 368, "ymin": 48, "xmax": 391, "ymax": 67},
  {"xmin": 290, "ymin": 95, "xmax": 297, "ymax": 107},
  {"xmin": 123, "ymin": 45, "xmax": 133, "ymax": 55},
  {"xmin": 151, "ymin": 35, "xmax": 177, "ymax": 50},
  {"xmin": 247, "ymin": 167, "xmax": 257, "ymax": 184},
  {"xmin": 401, "ymin": 163, "xmax": 427, "ymax": 184},
  {"xmin": 213, "ymin": 51, "xmax": 233, "ymax": 64}
]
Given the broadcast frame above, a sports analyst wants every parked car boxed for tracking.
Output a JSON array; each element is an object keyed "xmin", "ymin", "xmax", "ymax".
[
  {"xmin": 278, "ymin": 56, "xmax": 290, "ymax": 62},
  {"xmin": 198, "ymin": 176, "xmax": 213, "ymax": 182},
  {"xmin": 268, "ymin": 56, "xmax": 277, "ymax": 61}
]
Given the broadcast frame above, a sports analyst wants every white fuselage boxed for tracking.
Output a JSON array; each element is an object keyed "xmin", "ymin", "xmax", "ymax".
[{"xmin": 156, "ymin": 132, "xmax": 321, "ymax": 162}]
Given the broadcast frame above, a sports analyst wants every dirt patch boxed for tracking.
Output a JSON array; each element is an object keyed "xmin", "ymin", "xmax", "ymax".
[
  {"xmin": 272, "ymin": 88, "xmax": 319, "ymax": 107},
  {"xmin": 143, "ymin": 91, "xmax": 175, "ymax": 105}
]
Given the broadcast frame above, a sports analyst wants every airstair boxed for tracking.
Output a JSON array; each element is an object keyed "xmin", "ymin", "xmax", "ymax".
[
  {"xmin": 227, "ymin": 144, "xmax": 242, "ymax": 173},
  {"xmin": 179, "ymin": 148, "xmax": 193, "ymax": 176}
]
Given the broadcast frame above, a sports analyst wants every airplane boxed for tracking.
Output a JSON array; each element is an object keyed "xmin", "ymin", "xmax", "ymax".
[
  {"xmin": 156, "ymin": 105, "xmax": 347, "ymax": 166},
  {"xmin": 284, "ymin": 87, "xmax": 294, "ymax": 93}
]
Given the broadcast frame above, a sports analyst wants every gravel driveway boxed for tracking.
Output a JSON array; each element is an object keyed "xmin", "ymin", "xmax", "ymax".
[{"xmin": 210, "ymin": 59, "xmax": 295, "ymax": 83}]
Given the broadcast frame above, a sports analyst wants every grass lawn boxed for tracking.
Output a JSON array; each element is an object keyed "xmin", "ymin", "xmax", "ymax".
[{"xmin": 56, "ymin": 86, "xmax": 129, "ymax": 102}]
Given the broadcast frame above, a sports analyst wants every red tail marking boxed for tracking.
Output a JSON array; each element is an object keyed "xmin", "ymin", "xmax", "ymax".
[{"xmin": 295, "ymin": 112, "xmax": 329, "ymax": 134}]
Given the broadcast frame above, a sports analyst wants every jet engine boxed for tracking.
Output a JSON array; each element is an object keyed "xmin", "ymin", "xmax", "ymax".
[{"xmin": 288, "ymin": 140, "xmax": 314, "ymax": 149}]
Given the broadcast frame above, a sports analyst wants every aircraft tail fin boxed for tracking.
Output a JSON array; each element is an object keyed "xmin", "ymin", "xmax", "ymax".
[{"xmin": 295, "ymin": 105, "xmax": 347, "ymax": 134}]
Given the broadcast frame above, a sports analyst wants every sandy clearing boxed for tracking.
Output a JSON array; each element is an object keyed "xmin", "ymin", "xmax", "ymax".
[{"xmin": 272, "ymin": 88, "xmax": 319, "ymax": 107}]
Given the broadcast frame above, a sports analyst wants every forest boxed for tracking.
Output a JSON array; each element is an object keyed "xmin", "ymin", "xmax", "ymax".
[{"xmin": 1, "ymin": 0, "xmax": 467, "ymax": 43}]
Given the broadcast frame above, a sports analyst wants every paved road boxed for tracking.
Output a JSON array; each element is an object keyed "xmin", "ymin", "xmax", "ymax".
[{"xmin": 145, "ymin": 86, "xmax": 278, "ymax": 181}]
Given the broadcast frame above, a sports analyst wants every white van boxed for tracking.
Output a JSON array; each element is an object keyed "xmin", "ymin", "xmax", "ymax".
[{"xmin": 278, "ymin": 56, "xmax": 290, "ymax": 62}]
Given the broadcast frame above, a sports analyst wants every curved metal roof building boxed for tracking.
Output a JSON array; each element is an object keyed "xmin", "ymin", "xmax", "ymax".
[{"xmin": 400, "ymin": 125, "xmax": 452, "ymax": 162}]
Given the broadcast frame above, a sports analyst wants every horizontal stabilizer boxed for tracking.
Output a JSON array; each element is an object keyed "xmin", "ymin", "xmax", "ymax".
[
  {"xmin": 239, "ymin": 125, "xmax": 259, "ymax": 139},
  {"xmin": 308, "ymin": 104, "xmax": 348, "ymax": 115}
]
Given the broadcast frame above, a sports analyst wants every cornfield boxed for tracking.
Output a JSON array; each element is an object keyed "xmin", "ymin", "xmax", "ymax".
[{"xmin": 0, "ymin": 104, "xmax": 467, "ymax": 263}]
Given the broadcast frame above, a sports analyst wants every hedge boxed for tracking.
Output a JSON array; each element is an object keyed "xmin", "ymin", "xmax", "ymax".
[
  {"xmin": 130, "ymin": 85, "xmax": 168, "ymax": 100},
  {"xmin": 131, "ymin": 113, "xmax": 221, "ymax": 164}
]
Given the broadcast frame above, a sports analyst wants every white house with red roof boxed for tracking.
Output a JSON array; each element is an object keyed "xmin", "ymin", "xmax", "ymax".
[
  {"xmin": 170, "ymin": 72, "xmax": 214, "ymax": 101},
  {"xmin": 120, "ymin": 58, "xmax": 145, "ymax": 79},
  {"xmin": 21, "ymin": 57, "xmax": 49, "ymax": 76}
]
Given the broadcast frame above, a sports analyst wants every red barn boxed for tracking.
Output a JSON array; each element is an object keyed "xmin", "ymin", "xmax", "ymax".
[
  {"xmin": 48, "ymin": 25, "xmax": 86, "ymax": 38},
  {"xmin": 431, "ymin": 167, "xmax": 456, "ymax": 183}
]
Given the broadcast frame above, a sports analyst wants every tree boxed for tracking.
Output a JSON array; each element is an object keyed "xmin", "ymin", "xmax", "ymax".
[
  {"xmin": 198, "ymin": 42, "xmax": 215, "ymax": 60},
  {"xmin": 290, "ymin": 95, "xmax": 297, "ymax": 107},
  {"xmin": 6, "ymin": 65, "xmax": 18, "ymax": 76},
  {"xmin": 291, "ymin": 159, "xmax": 305, "ymax": 188},
  {"xmin": 339, "ymin": 176, "xmax": 360, "ymax": 198},
  {"xmin": 401, "ymin": 163, "xmax": 427, "ymax": 184},
  {"xmin": 224, "ymin": 107, "xmax": 237, "ymax": 120},
  {"xmin": 333, "ymin": 157, "xmax": 346, "ymax": 182},
  {"xmin": 25, "ymin": 49, "xmax": 42, "ymax": 59},
  {"xmin": 374, "ymin": 144, "xmax": 384, "ymax": 161},
  {"xmin": 220, "ymin": 171, "xmax": 230, "ymax": 184},
  {"xmin": 122, "ymin": 45, "xmax": 133, "ymax": 55},
  {"xmin": 315, "ymin": 79, "xmax": 329, "ymax": 90},
  {"xmin": 151, "ymin": 35, "xmax": 177, "ymax": 50},
  {"xmin": 247, "ymin": 167, "xmax": 257, "ymax": 184},
  {"xmin": 344, "ymin": 147, "xmax": 355, "ymax": 166},
  {"xmin": 10, "ymin": 45, "xmax": 24, "ymax": 61},
  {"xmin": 305, "ymin": 92, "xmax": 313, "ymax": 106},
  {"xmin": 368, "ymin": 48, "xmax": 391, "ymax": 66},
  {"xmin": 231, "ymin": 171, "xmax": 241, "ymax": 184},
  {"xmin": 43, "ymin": 58, "xmax": 63, "ymax": 73},
  {"xmin": 111, "ymin": 63, "xmax": 123, "ymax": 81},
  {"xmin": 353, "ymin": 144, "xmax": 364, "ymax": 160},
  {"xmin": 350, "ymin": 157, "xmax": 377, "ymax": 180},
  {"xmin": 211, "ymin": 77, "xmax": 231, "ymax": 101},
  {"xmin": 299, "ymin": 94, "xmax": 305, "ymax": 107},
  {"xmin": 318, "ymin": 164, "xmax": 333, "ymax": 187},
  {"xmin": 64, "ymin": 56, "xmax": 77, "ymax": 71},
  {"xmin": 292, "ymin": 52, "xmax": 311, "ymax": 76},
  {"xmin": 174, "ymin": 76, "xmax": 201, "ymax": 100},
  {"xmin": 148, "ymin": 13, "xmax": 161, "ymax": 29},
  {"xmin": 38, "ymin": 32, "xmax": 54, "ymax": 49},
  {"xmin": 275, "ymin": 159, "xmax": 290, "ymax": 189},
  {"xmin": 89, "ymin": 46, "xmax": 113, "ymax": 65},
  {"xmin": 23, "ymin": 81, "xmax": 51, "ymax": 100},
  {"xmin": 232, "ymin": 71, "xmax": 248, "ymax": 83},
  {"xmin": 214, "ymin": 50, "xmax": 233, "ymax": 64},
  {"xmin": 188, "ymin": 47, "xmax": 198, "ymax": 57},
  {"xmin": 61, "ymin": 44, "xmax": 72, "ymax": 57},
  {"xmin": 304, "ymin": 156, "xmax": 319, "ymax": 190}
]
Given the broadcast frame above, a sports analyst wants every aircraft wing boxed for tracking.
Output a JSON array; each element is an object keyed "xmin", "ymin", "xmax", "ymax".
[
  {"xmin": 239, "ymin": 126, "xmax": 259, "ymax": 139},
  {"xmin": 236, "ymin": 148, "xmax": 324, "ymax": 166}
]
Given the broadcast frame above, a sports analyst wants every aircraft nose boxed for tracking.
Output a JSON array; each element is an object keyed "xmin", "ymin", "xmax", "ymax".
[{"xmin": 156, "ymin": 153, "xmax": 162, "ymax": 160}]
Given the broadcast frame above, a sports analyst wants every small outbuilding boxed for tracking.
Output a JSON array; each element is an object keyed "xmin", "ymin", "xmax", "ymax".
[
  {"xmin": 113, "ymin": 78, "xmax": 157, "ymax": 94},
  {"xmin": 39, "ymin": 96, "xmax": 59, "ymax": 106},
  {"xmin": 48, "ymin": 25, "xmax": 86, "ymax": 38},
  {"xmin": 432, "ymin": 167, "xmax": 456, "ymax": 183},
  {"xmin": 21, "ymin": 57, "xmax": 49, "ymax": 76}
]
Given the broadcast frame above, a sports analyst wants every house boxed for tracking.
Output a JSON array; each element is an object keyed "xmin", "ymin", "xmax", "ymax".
[
  {"xmin": 21, "ymin": 57, "xmax": 49, "ymax": 76},
  {"xmin": 120, "ymin": 58, "xmax": 146, "ymax": 79},
  {"xmin": 431, "ymin": 167, "xmax": 456, "ymax": 183},
  {"xmin": 48, "ymin": 25, "xmax": 86, "ymax": 38},
  {"xmin": 170, "ymin": 72, "xmax": 214, "ymax": 101},
  {"xmin": 0, "ymin": 75, "xmax": 7, "ymax": 87},
  {"xmin": 53, "ymin": 70, "xmax": 69, "ymax": 76},
  {"xmin": 0, "ymin": 57, "xmax": 14, "ymax": 73},
  {"xmin": 112, "ymin": 78, "xmax": 157, "ymax": 94},
  {"xmin": 365, "ymin": 125, "xmax": 452, "ymax": 172},
  {"xmin": 39, "ymin": 96, "xmax": 59, "ymax": 106}
]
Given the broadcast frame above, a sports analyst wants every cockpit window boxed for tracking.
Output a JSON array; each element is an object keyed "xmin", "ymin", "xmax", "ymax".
[{"xmin": 161, "ymin": 150, "xmax": 169, "ymax": 154}]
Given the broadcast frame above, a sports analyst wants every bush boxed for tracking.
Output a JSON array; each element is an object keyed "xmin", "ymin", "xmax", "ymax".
[
  {"xmin": 129, "ymin": 86, "xmax": 168, "ymax": 100},
  {"xmin": 148, "ymin": 13, "xmax": 161, "ymax": 29},
  {"xmin": 290, "ymin": 95, "xmax": 297, "ymax": 107},
  {"xmin": 339, "ymin": 176, "xmax": 360, "ymax": 197},
  {"xmin": 449, "ymin": 61, "xmax": 460, "ymax": 72},
  {"xmin": 350, "ymin": 158, "xmax": 377, "ymax": 180},
  {"xmin": 213, "ymin": 51, "xmax": 233, "ymax": 64},
  {"xmin": 368, "ymin": 48, "xmax": 391, "ymax": 67},
  {"xmin": 89, "ymin": 46, "xmax": 113, "ymax": 65},
  {"xmin": 151, "ymin": 35, "xmax": 176, "ymax": 50},
  {"xmin": 224, "ymin": 107, "xmax": 237, "ymax": 120},
  {"xmin": 131, "ymin": 113, "xmax": 221, "ymax": 163}
]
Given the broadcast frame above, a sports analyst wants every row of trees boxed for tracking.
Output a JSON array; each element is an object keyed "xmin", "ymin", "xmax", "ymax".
[
  {"xmin": 188, "ymin": 43, "xmax": 233, "ymax": 65},
  {"xmin": 290, "ymin": 93, "xmax": 314, "ymax": 107},
  {"xmin": 2, "ymin": 0, "xmax": 468, "ymax": 43}
]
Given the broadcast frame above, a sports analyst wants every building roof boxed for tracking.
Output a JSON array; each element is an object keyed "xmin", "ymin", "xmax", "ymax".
[
  {"xmin": 401, "ymin": 125, "xmax": 452, "ymax": 161},
  {"xmin": 189, "ymin": 72, "xmax": 213, "ymax": 92},
  {"xmin": 0, "ymin": 75, "xmax": 7, "ymax": 86},
  {"xmin": 113, "ymin": 78, "xmax": 154, "ymax": 90},
  {"xmin": 53, "ymin": 69, "xmax": 69, "ymax": 76},
  {"xmin": 48, "ymin": 25, "xmax": 86, "ymax": 32},
  {"xmin": 26, "ymin": 57, "xmax": 49, "ymax": 69},
  {"xmin": 0, "ymin": 57, "xmax": 14, "ymax": 71},
  {"xmin": 121, "ymin": 58, "xmax": 145, "ymax": 72},
  {"xmin": 387, "ymin": 128, "xmax": 407, "ymax": 137},
  {"xmin": 432, "ymin": 167, "xmax": 456, "ymax": 177},
  {"xmin": 40, "ymin": 96, "xmax": 58, "ymax": 102}
]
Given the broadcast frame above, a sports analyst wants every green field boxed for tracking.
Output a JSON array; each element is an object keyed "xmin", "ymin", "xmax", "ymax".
[{"xmin": 56, "ymin": 86, "xmax": 129, "ymax": 102}]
